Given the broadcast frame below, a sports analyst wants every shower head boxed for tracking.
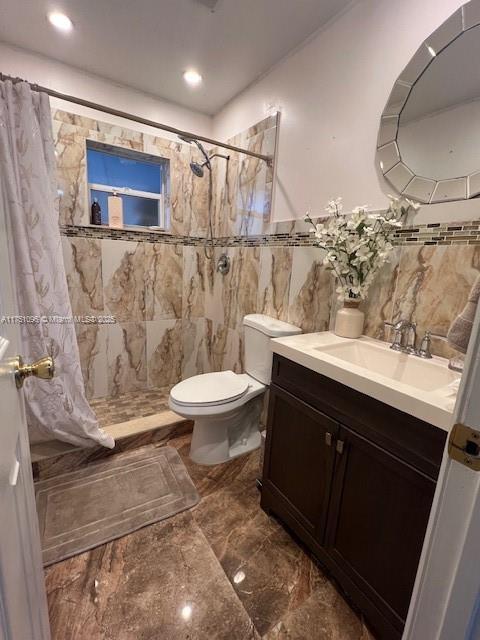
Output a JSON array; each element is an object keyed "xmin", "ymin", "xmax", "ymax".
[
  {"xmin": 178, "ymin": 133, "xmax": 212, "ymax": 176},
  {"xmin": 190, "ymin": 161, "xmax": 205, "ymax": 178}
]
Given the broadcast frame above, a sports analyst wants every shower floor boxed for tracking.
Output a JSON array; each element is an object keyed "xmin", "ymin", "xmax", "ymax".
[
  {"xmin": 30, "ymin": 386, "xmax": 184, "ymax": 465},
  {"xmin": 90, "ymin": 386, "xmax": 173, "ymax": 428}
]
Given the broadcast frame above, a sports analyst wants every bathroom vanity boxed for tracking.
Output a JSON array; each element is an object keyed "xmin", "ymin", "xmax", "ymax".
[{"xmin": 261, "ymin": 333, "xmax": 457, "ymax": 640}]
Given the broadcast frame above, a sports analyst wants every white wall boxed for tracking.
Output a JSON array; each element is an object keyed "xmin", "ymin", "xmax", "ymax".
[
  {"xmin": 0, "ymin": 43, "xmax": 212, "ymax": 140},
  {"xmin": 213, "ymin": 0, "xmax": 467, "ymax": 221}
]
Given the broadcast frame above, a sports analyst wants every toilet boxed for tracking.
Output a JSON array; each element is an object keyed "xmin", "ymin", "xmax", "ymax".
[{"xmin": 169, "ymin": 314, "xmax": 302, "ymax": 465}]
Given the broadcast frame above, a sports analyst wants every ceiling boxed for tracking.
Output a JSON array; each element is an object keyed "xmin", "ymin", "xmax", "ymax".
[{"xmin": 0, "ymin": 0, "xmax": 351, "ymax": 115}]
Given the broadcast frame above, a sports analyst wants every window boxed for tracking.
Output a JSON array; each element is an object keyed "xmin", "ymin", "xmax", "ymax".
[{"xmin": 86, "ymin": 141, "xmax": 169, "ymax": 228}]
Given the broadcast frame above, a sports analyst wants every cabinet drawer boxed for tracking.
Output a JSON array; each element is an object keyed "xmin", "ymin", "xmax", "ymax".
[{"xmin": 272, "ymin": 354, "xmax": 446, "ymax": 479}]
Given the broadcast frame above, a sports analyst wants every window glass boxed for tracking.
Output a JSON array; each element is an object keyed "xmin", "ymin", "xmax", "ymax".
[
  {"xmin": 91, "ymin": 190, "xmax": 160, "ymax": 227},
  {"xmin": 87, "ymin": 147, "xmax": 162, "ymax": 193}
]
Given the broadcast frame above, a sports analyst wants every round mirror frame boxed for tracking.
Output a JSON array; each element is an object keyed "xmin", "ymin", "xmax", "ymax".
[{"xmin": 377, "ymin": 1, "xmax": 480, "ymax": 204}]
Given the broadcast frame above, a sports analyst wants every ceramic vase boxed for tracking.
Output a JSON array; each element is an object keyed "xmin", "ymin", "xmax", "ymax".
[{"xmin": 334, "ymin": 299, "xmax": 364, "ymax": 338}]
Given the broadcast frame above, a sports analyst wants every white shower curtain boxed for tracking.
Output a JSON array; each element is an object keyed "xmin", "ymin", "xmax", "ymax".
[{"xmin": 0, "ymin": 80, "xmax": 114, "ymax": 449}]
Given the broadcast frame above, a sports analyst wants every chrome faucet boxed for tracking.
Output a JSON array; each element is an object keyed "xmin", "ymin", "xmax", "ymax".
[
  {"xmin": 384, "ymin": 322, "xmax": 453, "ymax": 362},
  {"xmin": 384, "ymin": 320, "xmax": 417, "ymax": 354}
]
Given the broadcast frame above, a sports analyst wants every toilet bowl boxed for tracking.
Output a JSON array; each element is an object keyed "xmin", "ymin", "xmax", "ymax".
[{"xmin": 169, "ymin": 314, "xmax": 301, "ymax": 465}]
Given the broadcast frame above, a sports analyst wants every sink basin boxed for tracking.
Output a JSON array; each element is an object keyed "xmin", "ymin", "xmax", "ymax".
[
  {"xmin": 316, "ymin": 340, "xmax": 457, "ymax": 393},
  {"xmin": 270, "ymin": 332, "xmax": 461, "ymax": 431}
]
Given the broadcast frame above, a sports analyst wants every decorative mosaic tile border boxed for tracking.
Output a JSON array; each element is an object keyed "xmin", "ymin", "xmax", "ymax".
[
  {"xmin": 60, "ymin": 224, "xmax": 204, "ymax": 246},
  {"xmin": 60, "ymin": 220, "xmax": 480, "ymax": 248},
  {"xmin": 392, "ymin": 220, "xmax": 480, "ymax": 246},
  {"xmin": 212, "ymin": 232, "xmax": 318, "ymax": 247}
]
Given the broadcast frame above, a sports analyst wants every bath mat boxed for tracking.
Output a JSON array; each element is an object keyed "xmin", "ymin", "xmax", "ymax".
[{"xmin": 35, "ymin": 446, "xmax": 199, "ymax": 566}]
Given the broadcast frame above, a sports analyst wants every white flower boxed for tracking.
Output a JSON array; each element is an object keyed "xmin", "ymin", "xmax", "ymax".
[
  {"xmin": 405, "ymin": 198, "xmax": 421, "ymax": 211},
  {"xmin": 306, "ymin": 196, "xmax": 409, "ymax": 300},
  {"xmin": 325, "ymin": 197, "xmax": 343, "ymax": 215},
  {"xmin": 352, "ymin": 205, "xmax": 369, "ymax": 214}
]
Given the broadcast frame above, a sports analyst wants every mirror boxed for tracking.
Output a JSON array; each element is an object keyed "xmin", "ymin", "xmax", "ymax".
[{"xmin": 377, "ymin": 1, "xmax": 480, "ymax": 203}]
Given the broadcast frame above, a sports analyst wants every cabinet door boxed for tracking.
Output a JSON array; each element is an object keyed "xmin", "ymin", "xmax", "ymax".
[
  {"xmin": 325, "ymin": 425, "xmax": 437, "ymax": 632},
  {"xmin": 262, "ymin": 385, "xmax": 338, "ymax": 543}
]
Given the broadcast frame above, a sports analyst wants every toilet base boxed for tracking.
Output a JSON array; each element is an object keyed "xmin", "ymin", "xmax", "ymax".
[{"xmin": 189, "ymin": 397, "xmax": 262, "ymax": 466}]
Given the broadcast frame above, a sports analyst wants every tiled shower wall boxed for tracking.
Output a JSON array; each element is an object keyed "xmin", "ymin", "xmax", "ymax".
[
  {"xmin": 55, "ymin": 109, "xmax": 479, "ymax": 401},
  {"xmin": 55, "ymin": 110, "xmax": 280, "ymax": 399}
]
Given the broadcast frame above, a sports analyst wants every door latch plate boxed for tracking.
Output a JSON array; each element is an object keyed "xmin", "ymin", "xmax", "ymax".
[{"xmin": 448, "ymin": 423, "xmax": 480, "ymax": 471}]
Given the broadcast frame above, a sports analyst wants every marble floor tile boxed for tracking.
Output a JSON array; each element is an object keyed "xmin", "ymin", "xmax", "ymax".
[
  {"xmin": 45, "ymin": 512, "xmax": 257, "ymax": 640},
  {"xmin": 43, "ymin": 435, "xmax": 372, "ymax": 640},
  {"xmin": 193, "ymin": 475, "xmax": 324, "ymax": 636},
  {"xmin": 263, "ymin": 584, "xmax": 374, "ymax": 640},
  {"xmin": 90, "ymin": 386, "xmax": 172, "ymax": 427}
]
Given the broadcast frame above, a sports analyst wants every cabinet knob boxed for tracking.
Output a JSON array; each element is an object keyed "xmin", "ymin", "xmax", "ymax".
[
  {"xmin": 336, "ymin": 440, "xmax": 345, "ymax": 455},
  {"xmin": 325, "ymin": 432, "xmax": 333, "ymax": 447}
]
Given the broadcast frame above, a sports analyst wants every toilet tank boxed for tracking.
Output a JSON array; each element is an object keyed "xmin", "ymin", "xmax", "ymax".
[{"xmin": 243, "ymin": 314, "xmax": 302, "ymax": 385}]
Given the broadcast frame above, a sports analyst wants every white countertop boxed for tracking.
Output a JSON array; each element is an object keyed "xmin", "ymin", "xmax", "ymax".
[{"xmin": 271, "ymin": 332, "xmax": 459, "ymax": 432}]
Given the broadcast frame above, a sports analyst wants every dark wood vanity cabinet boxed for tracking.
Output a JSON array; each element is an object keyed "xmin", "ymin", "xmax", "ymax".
[{"xmin": 261, "ymin": 355, "xmax": 447, "ymax": 640}]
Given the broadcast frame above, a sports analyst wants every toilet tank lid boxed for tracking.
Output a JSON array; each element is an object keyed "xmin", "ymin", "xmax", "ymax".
[{"xmin": 243, "ymin": 314, "xmax": 302, "ymax": 337}]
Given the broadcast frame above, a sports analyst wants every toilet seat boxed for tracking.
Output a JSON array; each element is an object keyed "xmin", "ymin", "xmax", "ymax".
[{"xmin": 170, "ymin": 371, "xmax": 249, "ymax": 407}]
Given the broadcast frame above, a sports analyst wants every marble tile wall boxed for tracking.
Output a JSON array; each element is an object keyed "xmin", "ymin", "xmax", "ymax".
[
  {"xmin": 56, "ymin": 110, "xmax": 281, "ymax": 399},
  {"xmin": 56, "ymin": 108, "xmax": 473, "ymax": 401},
  {"xmin": 211, "ymin": 114, "xmax": 277, "ymax": 238},
  {"xmin": 53, "ymin": 110, "xmax": 209, "ymax": 236},
  {"xmin": 362, "ymin": 244, "xmax": 480, "ymax": 359},
  {"xmin": 63, "ymin": 234, "xmax": 201, "ymax": 399}
]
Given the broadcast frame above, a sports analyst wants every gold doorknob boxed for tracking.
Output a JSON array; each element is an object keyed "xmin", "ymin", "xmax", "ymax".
[{"xmin": 14, "ymin": 355, "xmax": 55, "ymax": 389}]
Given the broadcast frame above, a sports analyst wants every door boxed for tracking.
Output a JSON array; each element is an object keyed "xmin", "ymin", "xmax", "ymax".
[
  {"xmin": 325, "ymin": 425, "xmax": 436, "ymax": 636},
  {"xmin": 404, "ymin": 300, "xmax": 480, "ymax": 640},
  {"xmin": 0, "ymin": 187, "xmax": 51, "ymax": 639},
  {"xmin": 261, "ymin": 385, "xmax": 337, "ymax": 542}
]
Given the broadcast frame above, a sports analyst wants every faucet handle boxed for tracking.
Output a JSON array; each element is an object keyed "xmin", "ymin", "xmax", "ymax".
[
  {"xmin": 417, "ymin": 330, "xmax": 447, "ymax": 359},
  {"xmin": 404, "ymin": 322, "xmax": 417, "ymax": 355},
  {"xmin": 384, "ymin": 320, "xmax": 403, "ymax": 351}
]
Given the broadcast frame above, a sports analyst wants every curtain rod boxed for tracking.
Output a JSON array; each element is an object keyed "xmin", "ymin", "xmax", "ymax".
[{"xmin": 1, "ymin": 73, "xmax": 273, "ymax": 165}]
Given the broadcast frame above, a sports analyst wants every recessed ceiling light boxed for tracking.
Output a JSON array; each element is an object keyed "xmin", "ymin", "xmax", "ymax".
[
  {"xmin": 48, "ymin": 12, "xmax": 73, "ymax": 32},
  {"xmin": 183, "ymin": 69, "xmax": 203, "ymax": 87}
]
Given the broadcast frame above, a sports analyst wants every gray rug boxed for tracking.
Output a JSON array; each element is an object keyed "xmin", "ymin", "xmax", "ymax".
[{"xmin": 35, "ymin": 446, "xmax": 200, "ymax": 566}]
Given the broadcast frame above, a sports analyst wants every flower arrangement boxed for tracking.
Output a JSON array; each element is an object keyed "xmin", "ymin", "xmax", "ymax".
[{"xmin": 304, "ymin": 196, "xmax": 420, "ymax": 301}]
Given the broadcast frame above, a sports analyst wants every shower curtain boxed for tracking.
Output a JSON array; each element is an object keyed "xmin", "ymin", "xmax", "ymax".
[{"xmin": 0, "ymin": 80, "xmax": 114, "ymax": 449}]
